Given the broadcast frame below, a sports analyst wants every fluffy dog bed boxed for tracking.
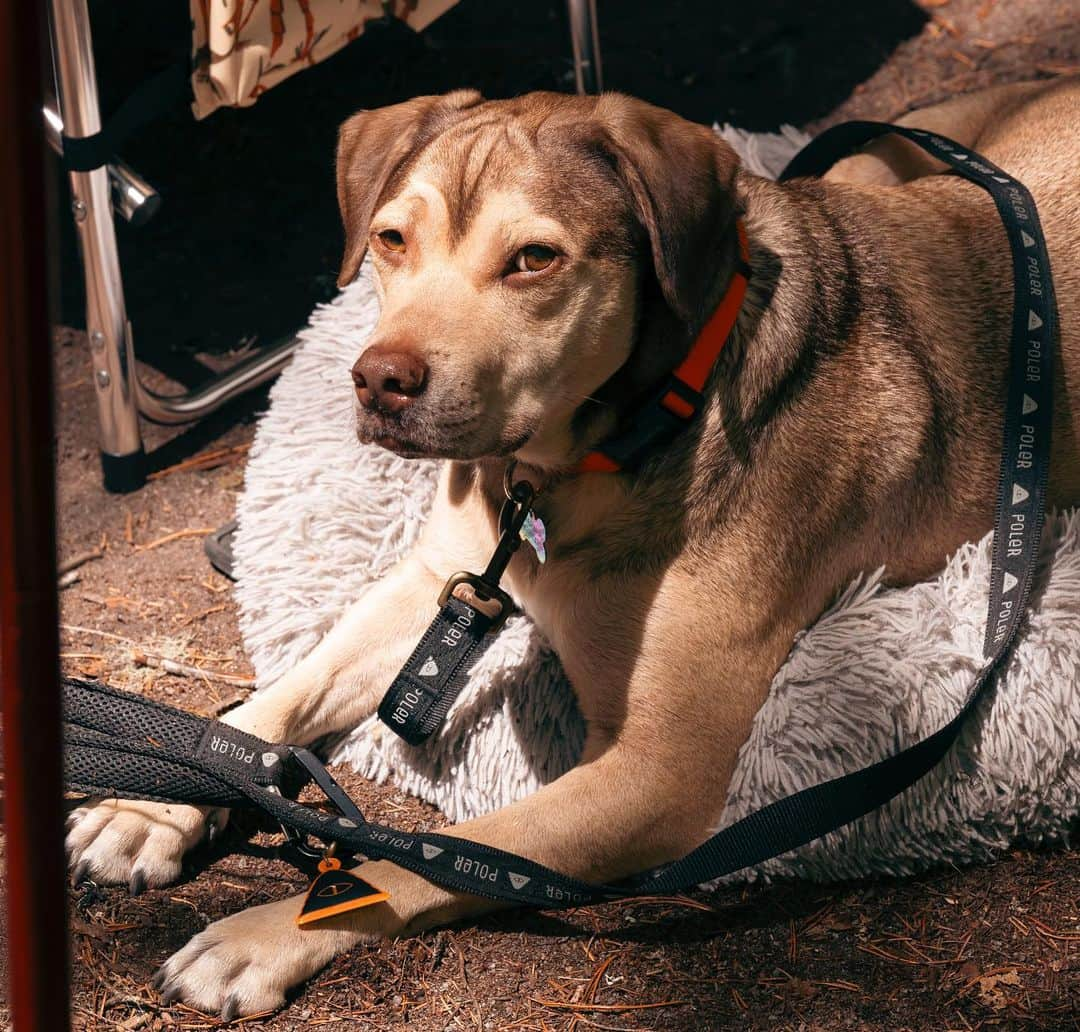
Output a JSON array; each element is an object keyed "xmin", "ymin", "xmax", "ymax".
[{"xmin": 234, "ymin": 126, "xmax": 1080, "ymax": 883}]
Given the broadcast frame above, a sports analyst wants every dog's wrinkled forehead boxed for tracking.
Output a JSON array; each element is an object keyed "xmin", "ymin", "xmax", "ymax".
[
  {"xmin": 377, "ymin": 103, "xmax": 638, "ymax": 259},
  {"xmin": 336, "ymin": 91, "xmax": 741, "ymax": 323}
]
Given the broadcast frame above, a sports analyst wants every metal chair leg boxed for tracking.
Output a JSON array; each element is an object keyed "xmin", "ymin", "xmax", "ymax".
[
  {"xmin": 567, "ymin": 0, "xmax": 603, "ymax": 95},
  {"xmin": 43, "ymin": 103, "xmax": 162, "ymax": 226},
  {"xmin": 48, "ymin": 0, "xmax": 300, "ymax": 492},
  {"xmin": 50, "ymin": 0, "xmax": 145, "ymax": 490}
]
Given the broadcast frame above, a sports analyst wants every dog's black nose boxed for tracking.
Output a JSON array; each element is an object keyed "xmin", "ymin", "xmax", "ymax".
[{"xmin": 352, "ymin": 346, "xmax": 429, "ymax": 414}]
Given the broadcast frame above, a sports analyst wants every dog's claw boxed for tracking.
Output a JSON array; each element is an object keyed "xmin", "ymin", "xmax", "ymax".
[
  {"xmin": 151, "ymin": 892, "xmax": 372, "ymax": 1018},
  {"xmin": 220, "ymin": 995, "xmax": 239, "ymax": 1023},
  {"xmin": 63, "ymin": 798, "xmax": 225, "ymax": 889},
  {"xmin": 71, "ymin": 859, "xmax": 90, "ymax": 888}
]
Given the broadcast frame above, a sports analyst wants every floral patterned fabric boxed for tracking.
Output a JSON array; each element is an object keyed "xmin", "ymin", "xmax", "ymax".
[{"xmin": 190, "ymin": 0, "xmax": 460, "ymax": 119}]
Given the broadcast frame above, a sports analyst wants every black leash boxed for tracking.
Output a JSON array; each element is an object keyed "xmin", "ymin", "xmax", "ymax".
[
  {"xmin": 377, "ymin": 475, "xmax": 534, "ymax": 745},
  {"xmin": 64, "ymin": 122, "xmax": 1057, "ymax": 909}
]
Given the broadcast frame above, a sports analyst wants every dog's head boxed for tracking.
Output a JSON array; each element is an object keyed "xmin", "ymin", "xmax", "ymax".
[{"xmin": 336, "ymin": 89, "xmax": 741, "ymax": 467}]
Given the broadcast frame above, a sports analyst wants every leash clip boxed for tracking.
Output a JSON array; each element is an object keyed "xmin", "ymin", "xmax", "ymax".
[
  {"xmin": 279, "ymin": 821, "xmax": 329, "ymax": 865},
  {"xmin": 378, "ymin": 469, "xmax": 539, "ymax": 744},
  {"xmin": 437, "ymin": 572, "xmax": 514, "ymax": 631},
  {"xmin": 436, "ymin": 474, "xmax": 537, "ymax": 632}
]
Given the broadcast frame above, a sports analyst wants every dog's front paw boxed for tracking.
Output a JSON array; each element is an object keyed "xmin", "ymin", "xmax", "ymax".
[
  {"xmin": 66, "ymin": 798, "xmax": 225, "ymax": 892},
  {"xmin": 153, "ymin": 894, "xmax": 376, "ymax": 1019}
]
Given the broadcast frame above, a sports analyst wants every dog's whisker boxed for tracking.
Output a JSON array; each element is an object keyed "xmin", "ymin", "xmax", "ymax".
[{"xmin": 545, "ymin": 388, "xmax": 614, "ymax": 410}]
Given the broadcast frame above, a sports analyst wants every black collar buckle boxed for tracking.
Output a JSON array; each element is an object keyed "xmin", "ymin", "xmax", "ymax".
[{"xmin": 588, "ymin": 374, "xmax": 708, "ymax": 472}]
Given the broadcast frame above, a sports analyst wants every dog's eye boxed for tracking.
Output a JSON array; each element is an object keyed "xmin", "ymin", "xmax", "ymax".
[
  {"xmin": 376, "ymin": 229, "xmax": 406, "ymax": 253},
  {"xmin": 514, "ymin": 244, "xmax": 557, "ymax": 274}
]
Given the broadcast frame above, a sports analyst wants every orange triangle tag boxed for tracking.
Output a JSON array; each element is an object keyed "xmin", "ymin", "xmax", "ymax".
[{"xmin": 295, "ymin": 858, "xmax": 390, "ymax": 927}]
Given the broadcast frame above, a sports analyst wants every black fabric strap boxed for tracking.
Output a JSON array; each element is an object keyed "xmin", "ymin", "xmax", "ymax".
[
  {"xmin": 378, "ymin": 483, "xmax": 532, "ymax": 746},
  {"xmin": 780, "ymin": 120, "xmax": 1055, "ymax": 664},
  {"xmin": 61, "ymin": 61, "xmax": 190, "ymax": 172},
  {"xmin": 64, "ymin": 679, "xmax": 302, "ymax": 806},
  {"xmin": 377, "ymin": 595, "xmax": 499, "ymax": 745},
  {"xmin": 62, "ymin": 122, "xmax": 1057, "ymax": 910}
]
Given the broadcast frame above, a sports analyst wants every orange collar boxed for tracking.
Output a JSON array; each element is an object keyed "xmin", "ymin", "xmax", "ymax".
[{"xmin": 574, "ymin": 219, "xmax": 750, "ymax": 474}]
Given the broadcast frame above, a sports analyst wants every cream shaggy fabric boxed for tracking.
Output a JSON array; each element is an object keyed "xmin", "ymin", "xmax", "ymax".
[{"xmin": 233, "ymin": 125, "xmax": 1080, "ymax": 883}]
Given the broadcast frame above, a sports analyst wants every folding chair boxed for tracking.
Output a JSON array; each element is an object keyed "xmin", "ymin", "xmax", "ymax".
[{"xmin": 48, "ymin": 0, "xmax": 604, "ymax": 493}]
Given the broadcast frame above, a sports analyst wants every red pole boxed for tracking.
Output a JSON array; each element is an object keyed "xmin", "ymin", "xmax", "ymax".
[{"xmin": 0, "ymin": 0, "xmax": 72, "ymax": 1026}]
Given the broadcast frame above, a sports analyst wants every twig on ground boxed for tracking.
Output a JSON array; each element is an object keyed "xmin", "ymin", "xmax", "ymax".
[
  {"xmin": 605, "ymin": 894, "xmax": 714, "ymax": 913},
  {"xmin": 569, "ymin": 955, "xmax": 616, "ymax": 1032},
  {"xmin": 134, "ymin": 527, "xmax": 216, "ymax": 552},
  {"xmin": 58, "ymin": 541, "xmax": 107, "ymax": 576},
  {"xmin": 1026, "ymin": 917, "xmax": 1080, "ymax": 942},
  {"xmin": 131, "ymin": 649, "xmax": 255, "ymax": 688},
  {"xmin": 1035, "ymin": 62, "xmax": 1079, "ymax": 75},
  {"xmin": 60, "ymin": 624, "xmax": 136, "ymax": 644},
  {"xmin": 201, "ymin": 576, "xmax": 230, "ymax": 595},
  {"xmin": 178, "ymin": 603, "xmax": 227, "ymax": 627},
  {"xmin": 530, "ymin": 998, "xmax": 686, "ymax": 1014},
  {"xmin": 857, "ymin": 942, "xmax": 960, "ymax": 966},
  {"xmin": 146, "ymin": 443, "xmax": 251, "ymax": 481}
]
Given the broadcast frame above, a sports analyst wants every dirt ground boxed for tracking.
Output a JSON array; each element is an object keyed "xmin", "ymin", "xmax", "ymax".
[{"xmin": 15, "ymin": 0, "xmax": 1080, "ymax": 1028}]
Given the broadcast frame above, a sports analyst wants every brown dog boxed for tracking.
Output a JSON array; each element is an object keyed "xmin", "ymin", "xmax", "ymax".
[{"xmin": 67, "ymin": 79, "xmax": 1080, "ymax": 1017}]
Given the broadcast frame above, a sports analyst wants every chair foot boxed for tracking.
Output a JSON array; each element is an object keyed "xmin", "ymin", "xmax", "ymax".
[{"xmin": 100, "ymin": 448, "xmax": 147, "ymax": 494}]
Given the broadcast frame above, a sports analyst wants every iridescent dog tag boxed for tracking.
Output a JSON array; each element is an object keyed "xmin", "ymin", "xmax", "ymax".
[{"xmin": 519, "ymin": 510, "xmax": 547, "ymax": 563}]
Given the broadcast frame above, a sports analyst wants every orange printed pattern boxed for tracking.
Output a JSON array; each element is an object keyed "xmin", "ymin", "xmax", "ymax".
[{"xmin": 191, "ymin": 0, "xmax": 460, "ymax": 119}]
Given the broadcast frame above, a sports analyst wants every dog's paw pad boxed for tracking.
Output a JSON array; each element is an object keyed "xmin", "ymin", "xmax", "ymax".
[
  {"xmin": 64, "ymin": 798, "xmax": 224, "ymax": 888},
  {"xmin": 153, "ymin": 894, "xmax": 367, "ymax": 1018}
]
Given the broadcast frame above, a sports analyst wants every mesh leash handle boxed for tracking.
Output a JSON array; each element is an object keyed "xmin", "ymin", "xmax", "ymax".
[
  {"xmin": 64, "ymin": 678, "xmax": 208, "ymax": 751},
  {"xmin": 65, "ymin": 727, "xmax": 246, "ymax": 808},
  {"xmin": 63, "ymin": 678, "xmax": 304, "ymax": 806}
]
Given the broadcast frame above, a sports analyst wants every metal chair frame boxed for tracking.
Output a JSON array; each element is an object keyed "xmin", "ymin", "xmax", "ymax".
[{"xmin": 48, "ymin": 0, "xmax": 602, "ymax": 492}]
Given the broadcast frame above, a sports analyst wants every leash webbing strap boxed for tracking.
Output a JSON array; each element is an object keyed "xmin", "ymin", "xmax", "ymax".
[
  {"xmin": 64, "ymin": 679, "xmax": 302, "ymax": 808},
  {"xmin": 623, "ymin": 121, "xmax": 1058, "ymax": 893},
  {"xmin": 63, "ymin": 122, "xmax": 1057, "ymax": 908},
  {"xmin": 377, "ymin": 480, "xmax": 534, "ymax": 746},
  {"xmin": 780, "ymin": 120, "xmax": 1055, "ymax": 663},
  {"xmin": 376, "ymin": 596, "xmax": 497, "ymax": 746}
]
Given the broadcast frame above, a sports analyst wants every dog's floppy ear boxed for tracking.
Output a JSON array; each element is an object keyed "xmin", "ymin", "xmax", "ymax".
[
  {"xmin": 336, "ymin": 89, "xmax": 484, "ymax": 287},
  {"xmin": 587, "ymin": 95, "xmax": 741, "ymax": 326}
]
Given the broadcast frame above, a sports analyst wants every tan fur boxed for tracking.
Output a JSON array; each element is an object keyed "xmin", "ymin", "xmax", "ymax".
[{"xmin": 68, "ymin": 80, "xmax": 1080, "ymax": 1017}]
